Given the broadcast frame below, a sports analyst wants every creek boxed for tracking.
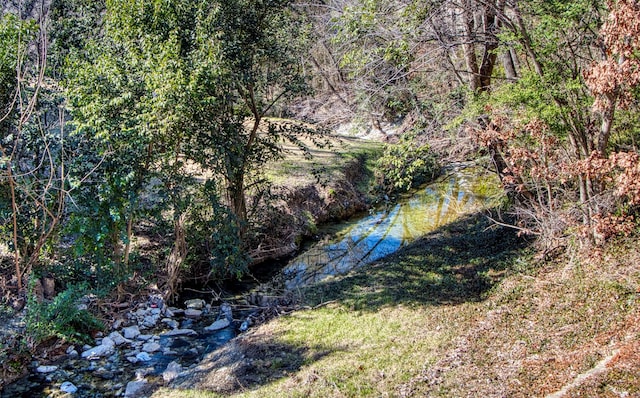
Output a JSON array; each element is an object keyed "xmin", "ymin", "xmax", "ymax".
[
  {"xmin": 2, "ymin": 164, "xmax": 501, "ymax": 397},
  {"xmin": 283, "ymin": 164, "xmax": 502, "ymax": 289}
]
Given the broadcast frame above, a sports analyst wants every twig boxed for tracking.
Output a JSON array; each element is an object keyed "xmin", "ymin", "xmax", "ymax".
[{"xmin": 312, "ymin": 300, "xmax": 337, "ymax": 309}]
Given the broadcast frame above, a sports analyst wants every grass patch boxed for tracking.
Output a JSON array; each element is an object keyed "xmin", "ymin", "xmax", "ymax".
[
  {"xmin": 299, "ymin": 212, "xmax": 528, "ymax": 310},
  {"xmin": 153, "ymin": 215, "xmax": 640, "ymax": 398},
  {"xmin": 265, "ymin": 134, "xmax": 383, "ymax": 188}
]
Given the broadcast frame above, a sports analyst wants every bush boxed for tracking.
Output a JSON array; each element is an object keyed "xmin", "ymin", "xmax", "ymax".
[
  {"xmin": 25, "ymin": 282, "xmax": 104, "ymax": 347},
  {"xmin": 375, "ymin": 138, "xmax": 439, "ymax": 194}
]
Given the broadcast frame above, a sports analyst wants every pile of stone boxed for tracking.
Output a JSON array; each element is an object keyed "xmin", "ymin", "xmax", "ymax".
[{"xmin": 59, "ymin": 296, "xmax": 236, "ymax": 397}]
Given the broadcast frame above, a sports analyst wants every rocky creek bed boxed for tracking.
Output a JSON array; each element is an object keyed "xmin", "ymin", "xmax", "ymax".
[{"xmin": 2, "ymin": 297, "xmax": 252, "ymax": 397}]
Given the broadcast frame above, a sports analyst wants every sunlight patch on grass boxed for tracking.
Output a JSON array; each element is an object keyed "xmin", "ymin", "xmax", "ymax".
[{"xmin": 232, "ymin": 305, "xmax": 457, "ymax": 398}]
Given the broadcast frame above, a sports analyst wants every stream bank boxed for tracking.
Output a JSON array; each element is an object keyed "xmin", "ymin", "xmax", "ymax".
[{"xmin": 3, "ymin": 163, "xmax": 499, "ymax": 397}]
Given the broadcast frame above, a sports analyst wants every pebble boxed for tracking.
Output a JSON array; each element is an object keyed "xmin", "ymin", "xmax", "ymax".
[
  {"xmin": 60, "ymin": 381, "xmax": 77, "ymax": 394},
  {"xmin": 122, "ymin": 325, "xmax": 141, "ymax": 340},
  {"xmin": 36, "ymin": 365, "xmax": 58, "ymax": 373}
]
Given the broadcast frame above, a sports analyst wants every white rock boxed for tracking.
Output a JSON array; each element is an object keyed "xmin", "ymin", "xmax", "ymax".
[
  {"xmin": 124, "ymin": 379, "xmax": 149, "ymax": 398},
  {"xmin": 162, "ymin": 361, "xmax": 182, "ymax": 382},
  {"xmin": 122, "ymin": 325, "xmax": 140, "ymax": 340},
  {"xmin": 126, "ymin": 356, "xmax": 139, "ymax": 364},
  {"xmin": 142, "ymin": 342, "xmax": 161, "ymax": 353},
  {"xmin": 160, "ymin": 328, "xmax": 197, "ymax": 337},
  {"xmin": 184, "ymin": 299, "xmax": 205, "ymax": 310},
  {"xmin": 60, "ymin": 381, "xmax": 78, "ymax": 394},
  {"xmin": 137, "ymin": 334, "xmax": 153, "ymax": 341},
  {"xmin": 36, "ymin": 365, "xmax": 58, "ymax": 373},
  {"xmin": 108, "ymin": 331, "xmax": 131, "ymax": 346},
  {"xmin": 135, "ymin": 352, "xmax": 151, "ymax": 362},
  {"xmin": 81, "ymin": 339, "xmax": 115, "ymax": 359},
  {"xmin": 204, "ymin": 318, "xmax": 230, "ymax": 331},
  {"xmin": 239, "ymin": 319, "xmax": 250, "ymax": 332}
]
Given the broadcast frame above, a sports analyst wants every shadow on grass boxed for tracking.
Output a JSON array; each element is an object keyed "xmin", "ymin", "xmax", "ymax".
[
  {"xmin": 300, "ymin": 210, "xmax": 531, "ymax": 310},
  {"xmin": 167, "ymin": 331, "xmax": 335, "ymax": 395}
]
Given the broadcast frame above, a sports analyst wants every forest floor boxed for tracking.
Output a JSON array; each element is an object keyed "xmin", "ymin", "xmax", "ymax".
[{"xmin": 152, "ymin": 210, "xmax": 640, "ymax": 397}]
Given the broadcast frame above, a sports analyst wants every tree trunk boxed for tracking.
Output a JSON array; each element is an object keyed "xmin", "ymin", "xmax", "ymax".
[
  {"xmin": 502, "ymin": 49, "xmax": 518, "ymax": 80},
  {"xmin": 597, "ymin": 93, "xmax": 617, "ymax": 154},
  {"xmin": 478, "ymin": 0, "xmax": 502, "ymax": 91},
  {"xmin": 512, "ymin": 0, "xmax": 544, "ymax": 77},
  {"xmin": 165, "ymin": 212, "xmax": 187, "ymax": 303},
  {"xmin": 228, "ymin": 172, "xmax": 248, "ymax": 239},
  {"xmin": 462, "ymin": 0, "xmax": 481, "ymax": 92}
]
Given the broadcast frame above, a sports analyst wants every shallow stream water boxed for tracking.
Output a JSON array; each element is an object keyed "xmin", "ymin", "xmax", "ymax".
[{"xmin": 283, "ymin": 164, "xmax": 502, "ymax": 289}]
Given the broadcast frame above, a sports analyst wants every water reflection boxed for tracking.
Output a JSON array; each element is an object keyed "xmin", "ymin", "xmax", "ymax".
[{"xmin": 284, "ymin": 166, "xmax": 502, "ymax": 289}]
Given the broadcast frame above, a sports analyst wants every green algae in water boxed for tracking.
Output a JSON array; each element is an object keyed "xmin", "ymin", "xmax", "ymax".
[{"xmin": 284, "ymin": 166, "xmax": 503, "ymax": 288}]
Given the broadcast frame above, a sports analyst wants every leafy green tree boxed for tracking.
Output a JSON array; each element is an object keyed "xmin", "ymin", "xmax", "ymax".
[
  {"xmin": 65, "ymin": 0, "xmax": 316, "ymax": 294},
  {"xmin": 183, "ymin": 0, "xmax": 314, "ymax": 237}
]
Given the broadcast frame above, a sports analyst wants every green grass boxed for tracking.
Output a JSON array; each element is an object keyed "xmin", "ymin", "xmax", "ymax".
[
  {"xmin": 153, "ymin": 215, "xmax": 640, "ymax": 398},
  {"xmin": 265, "ymin": 134, "xmax": 383, "ymax": 188}
]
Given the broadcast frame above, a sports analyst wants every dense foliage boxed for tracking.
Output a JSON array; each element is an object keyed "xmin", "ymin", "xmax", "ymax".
[{"xmin": 0, "ymin": 0, "xmax": 639, "ymax": 347}]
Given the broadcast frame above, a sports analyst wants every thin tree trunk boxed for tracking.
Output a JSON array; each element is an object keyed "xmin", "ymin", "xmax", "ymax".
[
  {"xmin": 512, "ymin": 0, "xmax": 544, "ymax": 77},
  {"xmin": 462, "ymin": 0, "xmax": 481, "ymax": 92},
  {"xmin": 597, "ymin": 94, "xmax": 616, "ymax": 154},
  {"xmin": 502, "ymin": 49, "xmax": 518, "ymax": 80},
  {"xmin": 478, "ymin": 1, "xmax": 501, "ymax": 91}
]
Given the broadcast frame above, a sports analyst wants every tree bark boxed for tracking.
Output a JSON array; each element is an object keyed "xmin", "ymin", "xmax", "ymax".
[
  {"xmin": 462, "ymin": 0, "xmax": 481, "ymax": 92},
  {"xmin": 502, "ymin": 49, "xmax": 518, "ymax": 80}
]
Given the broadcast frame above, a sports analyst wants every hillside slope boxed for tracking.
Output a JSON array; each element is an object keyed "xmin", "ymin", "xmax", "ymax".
[{"xmin": 155, "ymin": 213, "xmax": 640, "ymax": 397}]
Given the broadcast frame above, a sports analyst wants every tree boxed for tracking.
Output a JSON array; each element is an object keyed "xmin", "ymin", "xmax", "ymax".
[
  {"xmin": 184, "ymin": 0, "xmax": 313, "ymax": 237},
  {"xmin": 65, "ymin": 0, "xmax": 316, "ymax": 295},
  {"xmin": 584, "ymin": 0, "xmax": 640, "ymax": 154},
  {"xmin": 0, "ymin": 10, "xmax": 68, "ymax": 291}
]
